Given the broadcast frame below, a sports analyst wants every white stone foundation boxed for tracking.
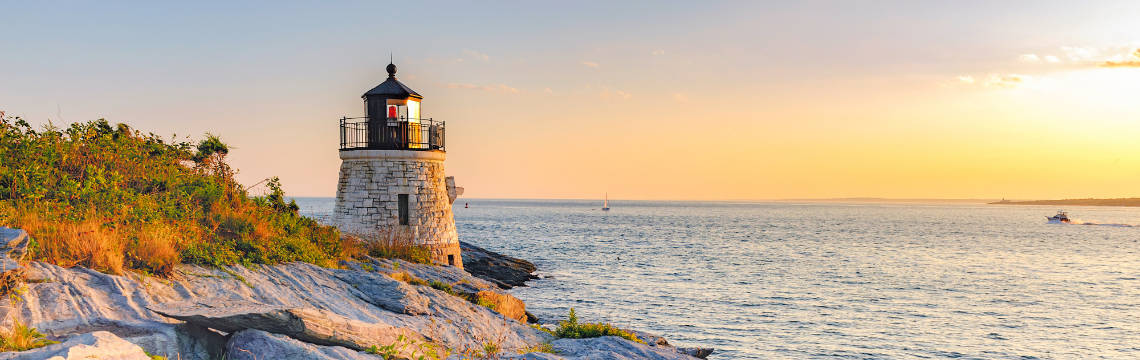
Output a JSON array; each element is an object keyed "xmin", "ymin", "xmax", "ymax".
[{"xmin": 332, "ymin": 150, "xmax": 462, "ymax": 268}]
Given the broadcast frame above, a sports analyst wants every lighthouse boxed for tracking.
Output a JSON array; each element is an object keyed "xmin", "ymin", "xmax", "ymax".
[{"xmin": 332, "ymin": 62, "xmax": 462, "ymax": 268}]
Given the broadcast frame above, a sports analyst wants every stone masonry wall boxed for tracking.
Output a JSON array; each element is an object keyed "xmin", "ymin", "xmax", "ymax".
[{"xmin": 332, "ymin": 150, "xmax": 462, "ymax": 268}]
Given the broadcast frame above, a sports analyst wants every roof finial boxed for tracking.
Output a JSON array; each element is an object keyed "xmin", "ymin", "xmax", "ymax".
[{"xmin": 386, "ymin": 54, "xmax": 397, "ymax": 78}]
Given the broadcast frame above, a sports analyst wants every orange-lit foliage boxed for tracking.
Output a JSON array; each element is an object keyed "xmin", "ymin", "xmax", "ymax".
[
  {"xmin": 0, "ymin": 116, "xmax": 348, "ymax": 276},
  {"xmin": 356, "ymin": 226, "xmax": 433, "ymax": 264}
]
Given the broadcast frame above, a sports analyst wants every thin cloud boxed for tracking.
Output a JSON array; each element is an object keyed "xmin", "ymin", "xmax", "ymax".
[
  {"xmin": 1018, "ymin": 54, "xmax": 1041, "ymax": 63},
  {"xmin": 983, "ymin": 74, "xmax": 1028, "ymax": 88},
  {"xmin": 1062, "ymin": 46, "xmax": 1098, "ymax": 62},
  {"xmin": 581, "ymin": 61, "xmax": 600, "ymax": 68},
  {"xmin": 1019, "ymin": 53, "xmax": 1063, "ymax": 64},
  {"xmin": 447, "ymin": 83, "xmax": 519, "ymax": 94},
  {"xmin": 1099, "ymin": 49, "xmax": 1140, "ymax": 68},
  {"xmin": 652, "ymin": 50, "xmax": 665, "ymax": 56},
  {"xmin": 952, "ymin": 74, "xmax": 1028, "ymax": 88},
  {"xmin": 462, "ymin": 49, "xmax": 490, "ymax": 62},
  {"xmin": 599, "ymin": 89, "xmax": 631, "ymax": 100}
]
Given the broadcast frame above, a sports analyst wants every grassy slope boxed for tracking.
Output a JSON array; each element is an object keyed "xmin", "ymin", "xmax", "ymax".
[{"xmin": 0, "ymin": 116, "xmax": 351, "ymax": 275}]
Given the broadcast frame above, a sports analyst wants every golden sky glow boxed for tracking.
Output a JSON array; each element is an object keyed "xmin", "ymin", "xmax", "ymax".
[{"xmin": 4, "ymin": 2, "xmax": 1140, "ymax": 200}]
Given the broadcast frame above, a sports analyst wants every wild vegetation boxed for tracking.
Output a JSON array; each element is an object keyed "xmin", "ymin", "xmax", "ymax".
[
  {"xmin": 554, "ymin": 308, "xmax": 643, "ymax": 344},
  {"xmin": 0, "ymin": 115, "xmax": 357, "ymax": 276},
  {"xmin": 365, "ymin": 334, "xmax": 446, "ymax": 360},
  {"xmin": 0, "ymin": 317, "xmax": 57, "ymax": 352},
  {"xmin": 359, "ymin": 228, "xmax": 433, "ymax": 264},
  {"xmin": 389, "ymin": 271, "xmax": 429, "ymax": 286}
]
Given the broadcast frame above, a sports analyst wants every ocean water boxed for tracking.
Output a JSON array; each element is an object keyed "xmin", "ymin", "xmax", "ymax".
[{"xmin": 295, "ymin": 198, "xmax": 1140, "ymax": 359}]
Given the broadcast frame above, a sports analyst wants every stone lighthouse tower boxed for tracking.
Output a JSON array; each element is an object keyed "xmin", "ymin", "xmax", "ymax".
[{"xmin": 332, "ymin": 62, "xmax": 462, "ymax": 268}]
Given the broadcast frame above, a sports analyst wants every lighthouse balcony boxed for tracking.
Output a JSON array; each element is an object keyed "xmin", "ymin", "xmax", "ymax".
[{"xmin": 339, "ymin": 116, "xmax": 445, "ymax": 151}]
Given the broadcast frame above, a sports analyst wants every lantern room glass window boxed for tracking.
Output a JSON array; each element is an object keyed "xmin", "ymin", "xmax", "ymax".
[{"xmin": 384, "ymin": 99, "xmax": 420, "ymax": 120}]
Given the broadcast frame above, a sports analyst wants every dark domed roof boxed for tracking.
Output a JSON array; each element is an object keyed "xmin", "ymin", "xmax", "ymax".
[{"xmin": 362, "ymin": 63, "xmax": 422, "ymax": 99}]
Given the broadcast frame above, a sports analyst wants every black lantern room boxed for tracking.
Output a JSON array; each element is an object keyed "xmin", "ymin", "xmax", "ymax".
[
  {"xmin": 363, "ymin": 63, "xmax": 422, "ymax": 121},
  {"xmin": 339, "ymin": 62, "xmax": 444, "ymax": 151}
]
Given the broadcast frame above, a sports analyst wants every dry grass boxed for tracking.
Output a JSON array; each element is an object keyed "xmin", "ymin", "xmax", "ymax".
[
  {"xmin": 355, "ymin": 227, "xmax": 434, "ymax": 264},
  {"xmin": 15, "ymin": 211, "xmax": 125, "ymax": 275},
  {"xmin": 129, "ymin": 223, "xmax": 182, "ymax": 275},
  {"xmin": 518, "ymin": 342, "xmax": 556, "ymax": 355},
  {"xmin": 0, "ymin": 317, "xmax": 58, "ymax": 352},
  {"xmin": 389, "ymin": 271, "xmax": 428, "ymax": 286},
  {"xmin": 475, "ymin": 291, "xmax": 528, "ymax": 323},
  {"xmin": 11, "ymin": 209, "xmax": 190, "ymax": 276}
]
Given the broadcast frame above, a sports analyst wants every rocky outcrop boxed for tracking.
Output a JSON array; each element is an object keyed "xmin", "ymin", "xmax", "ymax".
[
  {"xmin": 0, "ymin": 228, "xmax": 29, "ymax": 295},
  {"xmin": 544, "ymin": 336, "xmax": 702, "ymax": 360},
  {"xmin": 2, "ymin": 258, "xmax": 551, "ymax": 359},
  {"xmin": 331, "ymin": 269, "xmax": 431, "ymax": 315},
  {"xmin": 226, "ymin": 329, "xmax": 382, "ymax": 360},
  {"xmin": 475, "ymin": 290, "xmax": 527, "ymax": 323},
  {"xmin": 628, "ymin": 330, "xmax": 714, "ymax": 359},
  {"xmin": 346, "ymin": 257, "xmax": 532, "ymax": 323},
  {"xmin": 460, "ymin": 241, "xmax": 538, "ymax": 289},
  {"xmin": 0, "ymin": 331, "xmax": 150, "ymax": 360},
  {"xmin": 149, "ymin": 301, "xmax": 421, "ymax": 351},
  {"xmin": 0, "ymin": 227, "xmax": 708, "ymax": 360},
  {"xmin": 677, "ymin": 347, "xmax": 714, "ymax": 359}
]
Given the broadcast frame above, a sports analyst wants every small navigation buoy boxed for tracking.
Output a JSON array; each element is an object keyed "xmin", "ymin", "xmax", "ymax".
[{"xmin": 464, "ymin": 202, "xmax": 468, "ymax": 208}]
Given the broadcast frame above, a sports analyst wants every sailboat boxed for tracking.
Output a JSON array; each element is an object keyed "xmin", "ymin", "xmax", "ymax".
[{"xmin": 602, "ymin": 193, "xmax": 610, "ymax": 211}]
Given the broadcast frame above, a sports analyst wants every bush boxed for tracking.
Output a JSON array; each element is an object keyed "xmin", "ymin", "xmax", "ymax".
[
  {"xmin": 0, "ymin": 318, "xmax": 58, "ymax": 352},
  {"xmin": 389, "ymin": 271, "xmax": 427, "ymax": 286},
  {"xmin": 428, "ymin": 280, "xmax": 455, "ymax": 295},
  {"xmin": 554, "ymin": 308, "xmax": 643, "ymax": 344},
  {"xmin": 0, "ymin": 116, "xmax": 348, "ymax": 275},
  {"xmin": 518, "ymin": 342, "xmax": 556, "ymax": 354},
  {"xmin": 358, "ymin": 228, "xmax": 433, "ymax": 264}
]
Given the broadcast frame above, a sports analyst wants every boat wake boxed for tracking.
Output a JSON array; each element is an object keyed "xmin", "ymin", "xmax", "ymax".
[{"xmin": 1063, "ymin": 219, "xmax": 1138, "ymax": 227}]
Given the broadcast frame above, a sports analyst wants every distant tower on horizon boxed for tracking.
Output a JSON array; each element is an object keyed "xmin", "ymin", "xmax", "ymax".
[{"xmin": 332, "ymin": 62, "xmax": 462, "ymax": 268}]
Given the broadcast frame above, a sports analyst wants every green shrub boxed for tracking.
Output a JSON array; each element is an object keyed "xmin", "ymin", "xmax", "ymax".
[
  {"xmin": 518, "ymin": 342, "xmax": 556, "ymax": 354},
  {"xmin": 481, "ymin": 340, "xmax": 501, "ymax": 356},
  {"xmin": 361, "ymin": 230, "xmax": 433, "ymax": 264},
  {"xmin": 366, "ymin": 334, "xmax": 445, "ymax": 360},
  {"xmin": 0, "ymin": 318, "xmax": 58, "ymax": 352},
  {"xmin": 428, "ymin": 280, "xmax": 455, "ymax": 295},
  {"xmin": 0, "ymin": 116, "xmax": 349, "ymax": 275},
  {"xmin": 389, "ymin": 271, "xmax": 428, "ymax": 286},
  {"xmin": 475, "ymin": 295, "xmax": 498, "ymax": 310},
  {"xmin": 554, "ymin": 308, "xmax": 643, "ymax": 344}
]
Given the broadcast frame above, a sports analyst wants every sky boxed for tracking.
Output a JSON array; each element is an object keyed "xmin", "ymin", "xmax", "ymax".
[{"xmin": 3, "ymin": 1, "xmax": 1140, "ymax": 200}]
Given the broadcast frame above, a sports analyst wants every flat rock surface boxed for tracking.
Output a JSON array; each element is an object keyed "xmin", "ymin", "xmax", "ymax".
[
  {"xmin": 226, "ymin": 329, "xmax": 383, "ymax": 360},
  {"xmin": 546, "ymin": 336, "xmax": 702, "ymax": 360},
  {"xmin": 149, "ymin": 301, "xmax": 420, "ymax": 351},
  {"xmin": 459, "ymin": 241, "xmax": 538, "ymax": 289},
  {"xmin": 0, "ymin": 330, "xmax": 150, "ymax": 360}
]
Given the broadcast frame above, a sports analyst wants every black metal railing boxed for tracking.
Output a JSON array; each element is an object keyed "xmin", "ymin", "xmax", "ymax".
[{"xmin": 339, "ymin": 117, "xmax": 445, "ymax": 151}]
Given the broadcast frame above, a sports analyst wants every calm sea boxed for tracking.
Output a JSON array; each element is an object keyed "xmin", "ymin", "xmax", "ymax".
[{"xmin": 293, "ymin": 198, "xmax": 1140, "ymax": 359}]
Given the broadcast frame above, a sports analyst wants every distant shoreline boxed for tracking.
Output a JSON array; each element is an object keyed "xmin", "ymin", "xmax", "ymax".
[{"xmin": 990, "ymin": 198, "xmax": 1140, "ymax": 207}]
